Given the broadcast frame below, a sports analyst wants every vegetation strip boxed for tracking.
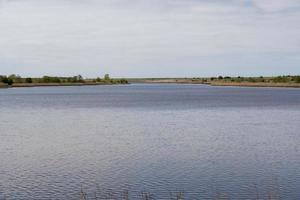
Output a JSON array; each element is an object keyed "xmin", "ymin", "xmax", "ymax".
[
  {"xmin": 2, "ymin": 74, "xmax": 300, "ymax": 88},
  {"xmin": 0, "ymin": 74, "xmax": 128, "ymax": 88},
  {"xmin": 128, "ymin": 75, "xmax": 300, "ymax": 88}
]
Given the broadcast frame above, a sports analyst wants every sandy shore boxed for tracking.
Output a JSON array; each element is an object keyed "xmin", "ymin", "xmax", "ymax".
[{"xmin": 0, "ymin": 83, "xmax": 9, "ymax": 88}]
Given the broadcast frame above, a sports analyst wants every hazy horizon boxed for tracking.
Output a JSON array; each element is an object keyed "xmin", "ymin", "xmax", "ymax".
[{"xmin": 1, "ymin": 0, "xmax": 300, "ymax": 78}]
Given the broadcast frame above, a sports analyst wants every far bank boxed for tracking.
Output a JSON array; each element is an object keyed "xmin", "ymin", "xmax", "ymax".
[
  {"xmin": 128, "ymin": 76, "xmax": 300, "ymax": 88},
  {"xmin": 0, "ymin": 74, "xmax": 129, "ymax": 89}
]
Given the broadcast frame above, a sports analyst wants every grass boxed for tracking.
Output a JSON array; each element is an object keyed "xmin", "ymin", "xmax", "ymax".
[
  {"xmin": 0, "ymin": 74, "xmax": 129, "ymax": 88},
  {"xmin": 128, "ymin": 76, "xmax": 300, "ymax": 88},
  {"xmin": 209, "ymin": 81, "xmax": 300, "ymax": 88}
]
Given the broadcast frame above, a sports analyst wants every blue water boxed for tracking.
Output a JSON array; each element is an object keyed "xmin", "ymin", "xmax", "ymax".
[{"xmin": 0, "ymin": 84, "xmax": 300, "ymax": 199}]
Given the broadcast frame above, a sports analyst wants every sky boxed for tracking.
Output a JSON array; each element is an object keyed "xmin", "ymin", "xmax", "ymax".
[{"xmin": 0, "ymin": 0, "xmax": 300, "ymax": 78}]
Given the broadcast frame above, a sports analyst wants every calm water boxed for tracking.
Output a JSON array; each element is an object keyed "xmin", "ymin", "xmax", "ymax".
[{"xmin": 0, "ymin": 84, "xmax": 300, "ymax": 199}]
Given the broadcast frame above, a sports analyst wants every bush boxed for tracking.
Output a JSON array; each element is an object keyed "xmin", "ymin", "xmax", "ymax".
[
  {"xmin": 247, "ymin": 77, "xmax": 257, "ymax": 83},
  {"xmin": 272, "ymin": 76, "xmax": 288, "ymax": 83},
  {"xmin": 0, "ymin": 76, "xmax": 14, "ymax": 85},
  {"xmin": 9, "ymin": 74, "xmax": 22, "ymax": 83},
  {"xmin": 104, "ymin": 74, "xmax": 110, "ymax": 81},
  {"xmin": 25, "ymin": 77, "xmax": 33, "ymax": 83},
  {"xmin": 95, "ymin": 77, "xmax": 102, "ymax": 82},
  {"xmin": 119, "ymin": 79, "xmax": 128, "ymax": 84},
  {"xmin": 41, "ymin": 76, "xmax": 60, "ymax": 83}
]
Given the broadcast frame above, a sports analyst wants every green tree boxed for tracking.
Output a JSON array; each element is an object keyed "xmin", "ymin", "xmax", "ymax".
[
  {"xmin": 1, "ymin": 76, "xmax": 14, "ymax": 85},
  {"xmin": 42, "ymin": 76, "xmax": 50, "ymax": 83},
  {"xmin": 120, "ymin": 79, "xmax": 128, "ymax": 84},
  {"xmin": 25, "ymin": 77, "xmax": 33, "ymax": 83},
  {"xmin": 9, "ymin": 74, "xmax": 22, "ymax": 83},
  {"xmin": 272, "ymin": 76, "xmax": 288, "ymax": 83},
  {"xmin": 247, "ymin": 77, "xmax": 257, "ymax": 83},
  {"xmin": 0, "ymin": 75, "xmax": 5, "ymax": 83},
  {"xmin": 104, "ymin": 74, "xmax": 110, "ymax": 81},
  {"xmin": 95, "ymin": 77, "xmax": 102, "ymax": 82},
  {"xmin": 75, "ymin": 75, "xmax": 84, "ymax": 82},
  {"xmin": 42, "ymin": 76, "xmax": 61, "ymax": 83}
]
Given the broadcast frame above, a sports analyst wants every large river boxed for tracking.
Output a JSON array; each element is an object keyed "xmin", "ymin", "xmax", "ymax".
[{"xmin": 0, "ymin": 84, "xmax": 299, "ymax": 199}]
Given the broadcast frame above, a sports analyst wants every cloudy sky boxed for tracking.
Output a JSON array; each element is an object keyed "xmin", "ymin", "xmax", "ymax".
[{"xmin": 0, "ymin": 0, "xmax": 299, "ymax": 78}]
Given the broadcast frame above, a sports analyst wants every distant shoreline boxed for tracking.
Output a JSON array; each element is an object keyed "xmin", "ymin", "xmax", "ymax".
[
  {"xmin": 2, "ymin": 78, "xmax": 300, "ymax": 89},
  {"xmin": 0, "ymin": 74, "xmax": 129, "ymax": 89},
  {"xmin": 0, "ymin": 82, "xmax": 120, "ymax": 89},
  {"xmin": 209, "ymin": 81, "xmax": 300, "ymax": 88},
  {"xmin": 128, "ymin": 78, "xmax": 300, "ymax": 88},
  {"xmin": 2, "ymin": 81, "xmax": 300, "ymax": 89}
]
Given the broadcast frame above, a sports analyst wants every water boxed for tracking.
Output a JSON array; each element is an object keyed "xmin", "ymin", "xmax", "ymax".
[{"xmin": 0, "ymin": 84, "xmax": 300, "ymax": 199}]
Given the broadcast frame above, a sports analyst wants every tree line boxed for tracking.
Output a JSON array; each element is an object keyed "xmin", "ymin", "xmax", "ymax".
[{"xmin": 0, "ymin": 74, "xmax": 128, "ymax": 85}]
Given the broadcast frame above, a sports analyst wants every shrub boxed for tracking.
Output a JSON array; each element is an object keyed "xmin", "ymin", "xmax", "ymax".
[
  {"xmin": 104, "ymin": 74, "xmax": 110, "ymax": 81},
  {"xmin": 247, "ymin": 77, "xmax": 257, "ymax": 83},
  {"xmin": 120, "ymin": 79, "xmax": 128, "ymax": 84},
  {"xmin": 42, "ymin": 76, "xmax": 61, "ymax": 83},
  {"xmin": 1, "ymin": 76, "xmax": 14, "ymax": 85},
  {"xmin": 25, "ymin": 77, "xmax": 33, "ymax": 83},
  {"xmin": 95, "ymin": 77, "xmax": 102, "ymax": 82},
  {"xmin": 9, "ymin": 74, "xmax": 22, "ymax": 83},
  {"xmin": 272, "ymin": 76, "xmax": 288, "ymax": 83}
]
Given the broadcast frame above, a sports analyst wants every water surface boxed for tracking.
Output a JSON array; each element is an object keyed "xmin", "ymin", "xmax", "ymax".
[{"xmin": 0, "ymin": 84, "xmax": 300, "ymax": 199}]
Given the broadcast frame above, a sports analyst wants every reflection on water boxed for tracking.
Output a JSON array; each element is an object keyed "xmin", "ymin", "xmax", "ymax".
[{"xmin": 0, "ymin": 84, "xmax": 300, "ymax": 199}]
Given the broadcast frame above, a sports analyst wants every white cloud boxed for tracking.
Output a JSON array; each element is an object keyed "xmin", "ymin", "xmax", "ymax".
[
  {"xmin": 252, "ymin": 0, "xmax": 300, "ymax": 12},
  {"xmin": 0, "ymin": 0, "xmax": 299, "ymax": 77}
]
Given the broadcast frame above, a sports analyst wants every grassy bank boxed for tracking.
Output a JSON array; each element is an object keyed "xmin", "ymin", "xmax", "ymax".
[
  {"xmin": 128, "ymin": 78, "xmax": 205, "ymax": 84},
  {"xmin": 10, "ymin": 82, "xmax": 117, "ymax": 88},
  {"xmin": 209, "ymin": 81, "xmax": 300, "ymax": 88},
  {"xmin": 129, "ymin": 76, "xmax": 300, "ymax": 88},
  {"xmin": 0, "ymin": 74, "xmax": 128, "ymax": 89}
]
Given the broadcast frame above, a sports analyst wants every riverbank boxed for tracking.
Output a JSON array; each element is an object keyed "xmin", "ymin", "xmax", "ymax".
[
  {"xmin": 128, "ymin": 78, "xmax": 205, "ymax": 84},
  {"xmin": 11, "ymin": 82, "xmax": 116, "ymax": 88},
  {"xmin": 128, "ymin": 78, "xmax": 300, "ymax": 88},
  {"xmin": 209, "ymin": 81, "xmax": 300, "ymax": 88},
  {"xmin": 0, "ymin": 83, "xmax": 9, "ymax": 88},
  {"xmin": 0, "ymin": 74, "xmax": 129, "ymax": 89},
  {"xmin": 2, "ymin": 77, "xmax": 300, "ymax": 89},
  {"xmin": 0, "ymin": 82, "xmax": 127, "ymax": 89}
]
